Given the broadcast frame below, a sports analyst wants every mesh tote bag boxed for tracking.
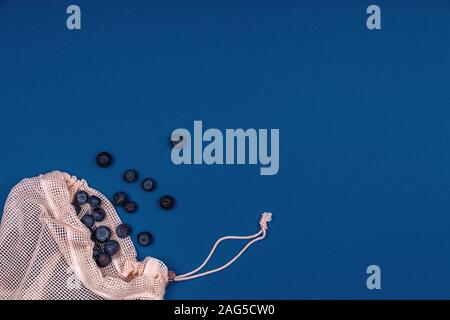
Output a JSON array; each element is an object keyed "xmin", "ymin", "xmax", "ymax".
[{"xmin": 0, "ymin": 171, "xmax": 272, "ymax": 300}]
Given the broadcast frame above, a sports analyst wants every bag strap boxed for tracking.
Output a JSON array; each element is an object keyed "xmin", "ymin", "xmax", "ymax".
[{"xmin": 170, "ymin": 212, "xmax": 272, "ymax": 282}]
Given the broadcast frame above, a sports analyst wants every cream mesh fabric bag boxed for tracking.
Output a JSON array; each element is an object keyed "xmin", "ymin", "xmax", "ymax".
[{"xmin": 0, "ymin": 171, "xmax": 272, "ymax": 300}]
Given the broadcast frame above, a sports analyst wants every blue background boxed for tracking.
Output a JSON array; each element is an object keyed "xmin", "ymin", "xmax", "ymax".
[{"xmin": 1, "ymin": 0, "xmax": 450, "ymax": 299}]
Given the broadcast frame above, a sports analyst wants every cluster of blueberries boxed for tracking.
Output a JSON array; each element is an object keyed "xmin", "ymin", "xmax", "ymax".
[
  {"xmin": 96, "ymin": 152, "xmax": 176, "ymax": 211},
  {"xmin": 73, "ymin": 190, "xmax": 130, "ymax": 268},
  {"xmin": 73, "ymin": 151, "xmax": 179, "ymax": 268}
]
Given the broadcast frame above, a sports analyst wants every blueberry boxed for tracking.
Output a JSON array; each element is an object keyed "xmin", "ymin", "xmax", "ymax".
[
  {"xmin": 92, "ymin": 208, "xmax": 106, "ymax": 222},
  {"xmin": 170, "ymin": 135, "xmax": 184, "ymax": 148},
  {"xmin": 141, "ymin": 178, "xmax": 156, "ymax": 192},
  {"xmin": 93, "ymin": 243, "xmax": 103, "ymax": 258},
  {"xmin": 123, "ymin": 169, "xmax": 138, "ymax": 183},
  {"xmin": 75, "ymin": 191, "xmax": 89, "ymax": 205},
  {"xmin": 116, "ymin": 223, "xmax": 132, "ymax": 238},
  {"xmin": 124, "ymin": 201, "xmax": 137, "ymax": 213},
  {"xmin": 95, "ymin": 253, "xmax": 112, "ymax": 268},
  {"xmin": 104, "ymin": 240, "xmax": 120, "ymax": 256},
  {"xmin": 93, "ymin": 226, "xmax": 112, "ymax": 243},
  {"xmin": 88, "ymin": 195, "xmax": 102, "ymax": 209},
  {"xmin": 81, "ymin": 214, "xmax": 95, "ymax": 229},
  {"xmin": 159, "ymin": 195, "xmax": 175, "ymax": 210},
  {"xmin": 112, "ymin": 191, "xmax": 128, "ymax": 207},
  {"xmin": 96, "ymin": 151, "xmax": 113, "ymax": 168},
  {"xmin": 137, "ymin": 232, "xmax": 153, "ymax": 246}
]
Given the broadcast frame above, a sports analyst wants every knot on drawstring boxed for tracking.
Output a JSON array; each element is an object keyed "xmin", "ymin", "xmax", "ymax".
[{"xmin": 259, "ymin": 212, "xmax": 272, "ymax": 231}]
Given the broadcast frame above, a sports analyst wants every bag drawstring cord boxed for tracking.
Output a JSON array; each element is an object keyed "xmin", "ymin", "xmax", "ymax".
[{"xmin": 169, "ymin": 212, "xmax": 272, "ymax": 282}]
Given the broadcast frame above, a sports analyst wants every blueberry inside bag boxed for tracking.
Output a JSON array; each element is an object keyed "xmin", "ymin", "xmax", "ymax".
[{"xmin": 0, "ymin": 171, "xmax": 168, "ymax": 300}]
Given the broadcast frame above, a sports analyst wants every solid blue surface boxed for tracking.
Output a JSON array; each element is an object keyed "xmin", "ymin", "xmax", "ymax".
[{"xmin": 1, "ymin": 1, "xmax": 450, "ymax": 299}]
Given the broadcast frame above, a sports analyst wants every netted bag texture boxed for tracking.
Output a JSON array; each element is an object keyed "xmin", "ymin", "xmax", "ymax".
[{"xmin": 0, "ymin": 171, "xmax": 168, "ymax": 300}]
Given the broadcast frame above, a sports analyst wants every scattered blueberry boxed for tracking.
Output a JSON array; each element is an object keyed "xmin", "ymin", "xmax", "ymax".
[
  {"xmin": 95, "ymin": 253, "xmax": 112, "ymax": 268},
  {"xmin": 159, "ymin": 195, "xmax": 175, "ymax": 210},
  {"xmin": 112, "ymin": 191, "xmax": 128, "ymax": 207},
  {"xmin": 124, "ymin": 201, "xmax": 137, "ymax": 213},
  {"xmin": 170, "ymin": 135, "xmax": 184, "ymax": 148},
  {"xmin": 137, "ymin": 232, "xmax": 153, "ymax": 246},
  {"xmin": 92, "ymin": 208, "xmax": 106, "ymax": 222},
  {"xmin": 104, "ymin": 240, "xmax": 120, "ymax": 256},
  {"xmin": 94, "ymin": 226, "xmax": 112, "ymax": 243},
  {"xmin": 141, "ymin": 178, "xmax": 156, "ymax": 192},
  {"xmin": 123, "ymin": 169, "xmax": 138, "ymax": 183},
  {"xmin": 96, "ymin": 152, "xmax": 113, "ymax": 168},
  {"xmin": 116, "ymin": 223, "xmax": 132, "ymax": 238},
  {"xmin": 88, "ymin": 195, "xmax": 102, "ymax": 209},
  {"xmin": 93, "ymin": 243, "xmax": 103, "ymax": 258},
  {"xmin": 75, "ymin": 191, "xmax": 89, "ymax": 205},
  {"xmin": 81, "ymin": 214, "xmax": 95, "ymax": 229}
]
